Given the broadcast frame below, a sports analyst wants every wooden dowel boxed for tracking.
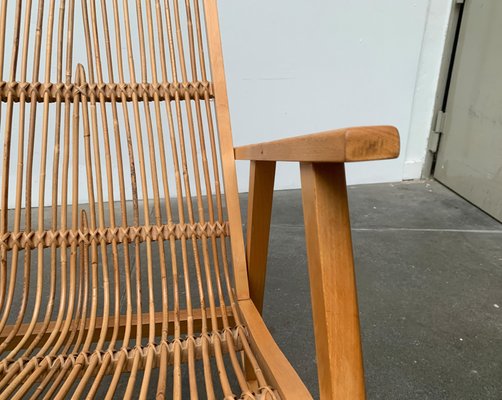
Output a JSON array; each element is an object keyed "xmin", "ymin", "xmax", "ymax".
[
  {"xmin": 0, "ymin": 0, "xmax": 23, "ymax": 338},
  {"xmin": 45, "ymin": 0, "xmax": 78, "ymax": 358},
  {"xmin": 0, "ymin": 0, "xmax": 33, "ymax": 357},
  {"xmin": 36, "ymin": 0, "xmax": 75, "ymax": 359},
  {"xmin": 0, "ymin": 0, "xmax": 5, "ymax": 125},
  {"xmin": 0, "ymin": 0, "xmax": 8, "ymax": 83},
  {"xmin": 87, "ymin": 0, "xmax": 121, "ymax": 354},
  {"xmin": 144, "ymin": 5, "xmax": 173, "ymax": 373},
  {"xmin": 120, "ymin": 0, "xmax": 143, "ymax": 356},
  {"xmin": 101, "ymin": 0, "xmax": 135, "ymax": 353},
  {"xmin": 52, "ymin": 0, "xmax": 71, "ymax": 355},
  {"xmin": 25, "ymin": 0, "xmax": 74, "ymax": 362}
]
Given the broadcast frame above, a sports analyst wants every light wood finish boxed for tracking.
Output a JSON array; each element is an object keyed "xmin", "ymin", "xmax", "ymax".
[
  {"xmin": 0, "ymin": 0, "xmax": 271, "ymax": 398},
  {"xmin": 0, "ymin": 0, "xmax": 400, "ymax": 398},
  {"xmin": 235, "ymin": 125, "xmax": 399, "ymax": 162},
  {"xmin": 0, "ymin": 308, "xmax": 234, "ymax": 352},
  {"xmin": 300, "ymin": 162, "xmax": 366, "ymax": 399},
  {"xmin": 239, "ymin": 299, "xmax": 313, "ymax": 399},
  {"xmin": 203, "ymin": 0, "xmax": 250, "ymax": 300},
  {"xmin": 246, "ymin": 161, "xmax": 276, "ymax": 313}
]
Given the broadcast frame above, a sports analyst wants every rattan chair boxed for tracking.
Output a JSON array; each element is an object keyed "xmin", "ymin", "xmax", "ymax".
[{"xmin": 0, "ymin": 0, "xmax": 399, "ymax": 398}]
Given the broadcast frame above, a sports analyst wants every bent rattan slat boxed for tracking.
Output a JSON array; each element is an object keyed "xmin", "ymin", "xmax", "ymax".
[
  {"xmin": 1, "ymin": 307, "xmax": 235, "ymax": 352},
  {"xmin": 0, "ymin": 0, "xmax": 400, "ymax": 398}
]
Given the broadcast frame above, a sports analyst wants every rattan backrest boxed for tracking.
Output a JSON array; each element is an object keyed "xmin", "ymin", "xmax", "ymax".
[{"xmin": 0, "ymin": 0, "xmax": 248, "ymax": 351}]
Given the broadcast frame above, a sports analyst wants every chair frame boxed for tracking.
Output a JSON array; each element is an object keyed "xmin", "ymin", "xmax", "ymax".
[
  {"xmin": 235, "ymin": 127, "xmax": 399, "ymax": 399},
  {"xmin": 0, "ymin": 0, "xmax": 399, "ymax": 398}
]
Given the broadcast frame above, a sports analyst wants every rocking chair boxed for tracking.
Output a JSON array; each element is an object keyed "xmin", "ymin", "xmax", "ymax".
[{"xmin": 0, "ymin": 0, "xmax": 399, "ymax": 398}]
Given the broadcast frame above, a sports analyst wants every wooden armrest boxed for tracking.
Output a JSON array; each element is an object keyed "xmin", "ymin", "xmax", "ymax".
[{"xmin": 234, "ymin": 125, "xmax": 400, "ymax": 162}]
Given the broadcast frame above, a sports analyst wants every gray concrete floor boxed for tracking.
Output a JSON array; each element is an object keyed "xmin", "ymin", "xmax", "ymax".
[
  {"xmin": 251, "ymin": 180, "xmax": 502, "ymax": 399},
  {"xmin": 3, "ymin": 180, "xmax": 501, "ymax": 398}
]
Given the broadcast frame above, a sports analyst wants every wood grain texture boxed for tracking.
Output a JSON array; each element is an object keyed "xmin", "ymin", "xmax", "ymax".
[
  {"xmin": 0, "ymin": 1, "xmax": 281, "ymax": 398},
  {"xmin": 246, "ymin": 161, "xmax": 276, "ymax": 313},
  {"xmin": 239, "ymin": 298, "xmax": 313, "ymax": 399},
  {"xmin": 203, "ymin": 0, "xmax": 250, "ymax": 300},
  {"xmin": 235, "ymin": 125, "xmax": 400, "ymax": 162},
  {"xmin": 300, "ymin": 162, "xmax": 366, "ymax": 400},
  {"xmin": 0, "ymin": 0, "xmax": 397, "ymax": 397}
]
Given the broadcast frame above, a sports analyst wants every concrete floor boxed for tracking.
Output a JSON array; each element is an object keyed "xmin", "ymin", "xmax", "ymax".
[
  {"xmin": 3, "ymin": 179, "xmax": 501, "ymax": 398},
  {"xmin": 252, "ymin": 180, "xmax": 502, "ymax": 399}
]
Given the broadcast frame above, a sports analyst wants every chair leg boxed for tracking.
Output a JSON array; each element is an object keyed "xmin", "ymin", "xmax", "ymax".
[
  {"xmin": 244, "ymin": 160, "xmax": 276, "ymax": 382},
  {"xmin": 246, "ymin": 160, "xmax": 276, "ymax": 314},
  {"xmin": 300, "ymin": 162, "xmax": 365, "ymax": 400}
]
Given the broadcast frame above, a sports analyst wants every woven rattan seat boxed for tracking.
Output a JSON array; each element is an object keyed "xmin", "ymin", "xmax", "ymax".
[{"xmin": 0, "ymin": 0, "xmax": 400, "ymax": 398}]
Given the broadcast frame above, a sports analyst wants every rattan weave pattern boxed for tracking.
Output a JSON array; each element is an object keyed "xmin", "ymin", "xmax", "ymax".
[{"xmin": 0, "ymin": 0, "xmax": 279, "ymax": 398}]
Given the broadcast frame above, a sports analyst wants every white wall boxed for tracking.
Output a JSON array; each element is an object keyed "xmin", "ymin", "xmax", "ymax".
[
  {"xmin": 404, "ymin": 0, "xmax": 454, "ymax": 179},
  {"xmin": 218, "ymin": 0, "xmax": 453, "ymax": 192},
  {"xmin": 0, "ymin": 0, "xmax": 454, "ymax": 209}
]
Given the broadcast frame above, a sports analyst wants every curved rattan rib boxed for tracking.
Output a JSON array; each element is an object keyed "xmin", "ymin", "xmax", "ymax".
[{"xmin": 0, "ymin": 0, "xmax": 279, "ymax": 398}]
